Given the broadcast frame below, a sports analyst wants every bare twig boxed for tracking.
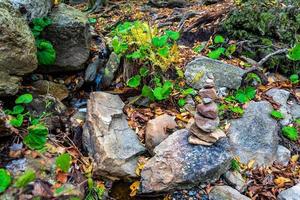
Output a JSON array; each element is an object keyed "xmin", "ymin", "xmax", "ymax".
[{"xmin": 257, "ymin": 48, "xmax": 288, "ymax": 66}]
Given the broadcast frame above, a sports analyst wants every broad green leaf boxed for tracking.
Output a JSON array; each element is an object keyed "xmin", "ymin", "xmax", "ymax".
[
  {"xmin": 182, "ymin": 88, "xmax": 196, "ymax": 96},
  {"xmin": 229, "ymin": 106, "xmax": 244, "ymax": 115},
  {"xmin": 178, "ymin": 98, "xmax": 186, "ymax": 107},
  {"xmin": 15, "ymin": 94, "xmax": 33, "ymax": 104},
  {"xmin": 287, "ymin": 43, "xmax": 300, "ymax": 61},
  {"xmin": 24, "ymin": 124, "xmax": 48, "ymax": 150},
  {"xmin": 158, "ymin": 46, "xmax": 169, "ymax": 57},
  {"xmin": 36, "ymin": 39, "xmax": 56, "ymax": 65},
  {"xmin": 244, "ymin": 86, "xmax": 256, "ymax": 100},
  {"xmin": 12, "ymin": 105, "xmax": 24, "ymax": 115},
  {"xmin": 166, "ymin": 30, "xmax": 180, "ymax": 40},
  {"xmin": 142, "ymin": 85, "xmax": 155, "ymax": 101},
  {"xmin": 127, "ymin": 75, "xmax": 141, "ymax": 88},
  {"xmin": 290, "ymin": 74, "xmax": 299, "ymax": 84},
  {"xmin": 56, "ymin": 153, "xmax": 72, "ymax": 173},
  {"xmin": 139, "ymin": 67, "xmax": 149, "ymax": 77},
  {"xmin": 235, "ymin": 86, "xmax": 256, "ymax": 103},
  {"xmin": 282, "ymin": 126, "xmax": 299, "ymax": 141},
  {"xmin": 14, "ymin": 169, "xmax": 36, "ymax": 188},
  {"xmin": 214, "ymin": 35, "xmax": 225, "ymax": 44},
  {"xmin": 270, "ymin": 110, "xmax": 284, "ymax": 119},
  {"xmin": 0, "ymin": 169, "xmax": 11, "ymax": 193},
  {"xmin": 207, "ymin": 47, "xmax": 225, "ymax": 59},
  {"xmin": 153, "ymin": 87, "xmax": 164, "ymax": 101},
  {"xmin": 152, "ymin": 35, "xmax": 168, "ymax": 48},
  {"xmin": 193, "ymin": 43, "xmax": 205, "ymax": 53},
  {"xmin": 126, "ymin": 50, "xmax": 142, "ymax": 59},
  {"xmin": 161, "ymin": 81, "xmax": 173, "ymax": 97},
  {"xmin": 225, "ymin": 44, "xmax": 237, "ymax": 57},
  {"xmin": 10, "ymin": 114, "xmax": 24, "ymax": 127},
  {"xmin": 231, "ymin": 159, "xmax": 240, "ymax": 171}
]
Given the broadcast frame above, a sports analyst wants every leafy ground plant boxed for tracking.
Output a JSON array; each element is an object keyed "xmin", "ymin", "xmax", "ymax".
[
  {"xmin": 56, "ymin": 153, "xmax": 72, "ymax": 173},
  {"xmin": 14, "ymin": 169, "xmax": 36, "ymax": 188},
  {"xmin": 282, "ymin": 126, "xmax": 299, "ymax": 141},
  {"xmin": 207, "ymin": 35, "xmax": 237, "ymax": 60},
  {"xmin": 270, "ymin": 110, "xmax": 284, "ymax": 120},
  {"xmin": 0, "ymin": 169, "xmax": 11, "ymax": 193}
]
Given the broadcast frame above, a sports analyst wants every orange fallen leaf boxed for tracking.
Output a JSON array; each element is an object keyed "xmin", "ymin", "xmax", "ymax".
[
  {"xmin": 130, "ymin": 181, "xmax": 140, "ymax": 197},
  {"xmin": 274, "ymin": 177, "xmax": 291, "ymax": 187},
  {"xmin": 56, "ymin": 172, "xmax": 68, "ymax": 183}
]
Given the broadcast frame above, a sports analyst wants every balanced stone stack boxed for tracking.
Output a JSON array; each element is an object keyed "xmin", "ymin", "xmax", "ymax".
[{"xmin": 188, "ymin": 74, "xmax": 226, "ymax": 146}]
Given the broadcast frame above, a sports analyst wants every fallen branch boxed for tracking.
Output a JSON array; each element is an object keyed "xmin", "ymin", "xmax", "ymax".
[{"xmin": 257, "ymin": 48, "xmax": 288, "ymax": 66}]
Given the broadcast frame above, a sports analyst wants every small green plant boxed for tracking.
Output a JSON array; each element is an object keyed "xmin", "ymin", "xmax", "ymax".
[
  {"xmin": 234, "ymin": 86, "xmax": 256, "ymax": 103},
  {"xmin": 56, "ymin": 153, "xmax": 72, "ymax": 173},
  {"xmin": 287, "ymin": 43, "xmax": 300, "ymax": 61},
  {"xmin": 207, "ymin": 35, "xmax": 237, "ymax": 60},
  {"xmin": 30, "ymin": 17, "xmax": 56, "ymax": 65},
  {"xmin": 282, "ymin": 126, "xmax": 299, "ymax": 141},
  {"xmin": 231, "ymin": 159, "xmax": 240, "ymax": 171},
  {"xmin": 24, "ymin": 124, "xmax": 48, "ymax": 150},
  {"xmin": 289, "ymin": 74, "xmax": 299, "ymax": 84},
  {"xmin": 270, "ymin": 110, "xmax": 284, "ymax": 119},
  {"xmin": 193, "ymin": 42, "xmax": 206, "ymax": 53},
  {"xmin": 85, "ymin": 177, "xmax": 105, "ymax": 200},
  {"xmin": 0, "ymin": 169, "xmax": 11, "ymax": 193},
  {"xmin": 295, "ymin": 119, "xmax": 300, "ymax": 125},
  {"xmin": 14, "ymin": 169, "xmax": 36, "ymax": 188}
]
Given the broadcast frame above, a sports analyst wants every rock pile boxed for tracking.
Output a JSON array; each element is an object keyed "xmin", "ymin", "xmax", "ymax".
[{"xmin": 188, "ymin": 74, "xmax": 226, "ymax": 146}]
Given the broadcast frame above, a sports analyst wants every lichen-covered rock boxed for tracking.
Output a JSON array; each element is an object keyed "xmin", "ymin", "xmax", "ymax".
[
  {"xmin": 9, "ymin": 0, "xmax": 52, "ymax": 21},
  {"xmin": 83, "ymin": 92, "xmax": 145, "ymax": 179},
  {"xmin": 185, "ymin": 57, "xmax": 245, "ymax": 90},
  {"xmin": 101, "ymin": 52, "xmax": 120, "ymax": 89},
  {"xmin": 32, "ymin": 80, "xmax": 69, "ymax": 101},
  {"xmin": 42, "ymin": 3, "xmax": 91, "ymax": 72},
  {"xmin": 0, "ymin": 72, "xmax": 20, "ymax": 96},
  {"xmin": 141, "ymin": 129, "xmax": 232, "ymax": 193},
  {"xmin": 228, "ymin": 101, "xmax": 279, "ymax": 166},
  {"xmin": 0, "ymin": 0, "xmax": 38, "ymax": 76}
]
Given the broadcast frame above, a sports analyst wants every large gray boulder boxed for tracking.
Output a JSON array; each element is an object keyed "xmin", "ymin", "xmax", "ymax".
[
  {"xmin": 9, "ymin": 0, "xmax": 52, "ymax": 21},
  {"xmin": 228, "ymin": 101, "xmax": 280, "ymax": 166},
  {"xmin": 0, "ymin": 0, "xmax": 38, "ymax": 76},
  {"xmin": 141, "ymin": 129, "xmax": 232, "ymax": 193},
  {"xmin": 83, "ymin": 92, "xmax": 145, "ymax": 180},
  {"xmin": 184, "ymin": 57, "xmax": 245, "ymax": 90},
  {"xmin": 42, "ymin": 3, "xmax": 91, "ymax": 72},
  {"xmin": 278, "ymin": 183, "xmax": 300, "ymax": 200}
]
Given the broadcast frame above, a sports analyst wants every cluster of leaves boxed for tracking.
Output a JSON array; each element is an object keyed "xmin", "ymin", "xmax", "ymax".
[
  {"xmin": 85, "ymin": 177, "xmax": 105, "ymax": 200},
  {"xmin": 110, "ymin": 21, "xmax": 180, "ymax": 72},
  {"xmin": 30, "ymin": 17, "xmax": 56, "ymax": 65},
  {"xmin": 219, "ymin": 86, "xmax": 256, "ymax": 117},
  {"xmin": 205, "ymin": 35, "xmax": 237, "ymax": 60},
  {"xmin": 282, "ymin": 126, "xmax": 299, "ymax": 141},
  {"xmin": 5, "ymin": 94, "xmax": 49, "ymax": 150},
  {"xmin": 222, "ymin": 0, "xmax": 300, "ymax": 73}
]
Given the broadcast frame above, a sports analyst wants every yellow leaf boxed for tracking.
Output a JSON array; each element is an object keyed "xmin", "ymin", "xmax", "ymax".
[
  {"xmin": 247, "ymin": 160, "xmax": 256, "ymax": 169},
  {"xmin": 274, "ymin": 177, "xmax": 291, "ymax": 187},
  {"xmin": 291, "ymin": 155, "xmax": 299, "ymax": 164},
  {"xmin": 130, "ymin": 181, "xmax": 140, "ymax": 197},
  {"xmin": 135, "ymin": 163, "xmax": 145, "ymax": 176},
  {"xmin": 192, "ymin": 71, "xmax": 204, "ymax": 83}
]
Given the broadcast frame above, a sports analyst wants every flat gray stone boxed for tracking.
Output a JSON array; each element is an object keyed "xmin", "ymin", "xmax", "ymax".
[
  {"xmin": 278, "ymin": 183, "xmax": 300, "ymax": 200},
  {"xmin": 228, "ymin": 101, "xmax": 279, "ymax": 166},
  {"xmin": 83, "ymin": 92, "xmax": 145, "ymax": 179},
  {"xmin": 0, "ymin": 71, "xmax": 20, "ymax": 96},
  {"xmin": 184, "ymin": 56, "xmax": 245, "ymax": 90},
  {"xmin": 224, "ymin": 171, "xmax": 246, "ymax": 192},
  {"xmin": 275, "ymin": 145, "xmax": 291, "ymax": 166},
  {"xmin": 141, "ymin": 129, "xmax": 232, "ymax": 193},
  {"xmin": 209, "ymin": 185, "xmax": 251, "ymax": 200}
]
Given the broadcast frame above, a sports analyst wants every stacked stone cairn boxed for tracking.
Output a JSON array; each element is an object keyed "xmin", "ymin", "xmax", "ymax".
[{"xmin": 188, "ymin": 74, "xmax": 226, "ymax": 146}]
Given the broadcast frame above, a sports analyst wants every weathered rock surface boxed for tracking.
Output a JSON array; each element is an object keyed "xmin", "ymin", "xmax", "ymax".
[
  {"xmin": 209, "ymin": 185, "xmax": 251, "ymax": 200},
  {"xmin": 145, "ymin": 114, "xmax": 177, "ymax": 153},
  {"xmin": 275, "ymin": 145, "xmax": 291, "ymax": 166},
  {"xmin": 42, "ymin": 3, "xmax": 91, "ymax": 72},
  {"xmin": 83, "ymin": 92, "xmax": 145, "ymax": 179},
  {"xmin": 0, "ymin": 72, "xmax": 20, "ymax": 96},
  {"xmin": 0, "ymin": 0, "xmax": 38, "ymax": 76},
  {"xmin": 278, "ymin": 183, "xmax": 300, "ymax": 200},
  {"xmin": 101, "ymin": 52, "xmax": 120, "ymax": 88},
  {"xmin": 228, "ymin": 101, "xmax": 279, "ymax": 166},
  {"xmin": 197, "ymin": 102, "xmax": 218, "ymax": 119},
  {"xmin": 10, "ymin": 0, "xmax": 52, "ymax": 21},
  {"xmin": 224, "ymin": 171, "xmax": 246, "ymax": 192},
  {"xmin": 33, "ymin": 80, "xmax": 69, "ymax": 101},
  {"xmin": 185, "ymin": 57, "xmax": 245, "ymax": 90},
  {"xmin": 195, "ymin": 113, "xmax": 219, "ymax": 132},
  {"xmin": 141, "ymin": 129, "xmax": 232, "ymax": 193},
  {"xmin": 190, "ymin": 123, "xmax": 226, "ymax": 144}
]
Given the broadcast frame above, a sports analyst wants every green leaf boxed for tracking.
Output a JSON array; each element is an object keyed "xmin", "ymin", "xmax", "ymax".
[
  {"xmin": 287, "ymin": 43, "xmax": 300, "ymax": 61},
  {"xmin": 235, "ymin": 86, "xmax": 256, "ymax": 103},
  {"xmin": 225, "ymin": 44, "xmax": 237, "ymax": 57},
  {"xmin": 126, "ymin": 50, "xmax": 142, "ymax": 59},
  {"xmin": 182, "ymin": 88, "xmax": 196, "ymax": 96},
  {"xmin": 178, "ymin": 98, "xmax": 186, "ymax": 107},
  {"xmin": 229, "ymin": 106, "xmax": 244, "ymax": 115},
  {"xmin": 14, "ymin": 169, "xmax": 36, "ymax": 188},
  {"xmin": 207, "ymin": 47, "xmax": 225, "ymax": 59},
  {"xmin": 139, "ymin": 67, "xmax": 149, "ymax": 77},
  {"xmin": 36, "ymin": 39, "xmax": 56, "ymax": 65},
  {"xmin": 10, "ymin": 114, "xmax": 24, "ymax": 127},
  {"xmin": 15, "ymin": 94, "xmax": 33, "ymax": 104},
  {"xmin": 88, "ymin": 18, "xmax": 97, "ymax": 24},
  {"xmin": 158, "ymin": 46, "xmax": 169, "ymax": 57},
  {"xmin": 231, "ymin": 159, "xmax": 240, "ymax": 171},
  {"xmin": 270, "ymin": 110, "xmax": 284, "ymax": 119},
  {"xmin": 166, "ymin": 30, "xmax": 180, "ymax": 41},
  {"xmin": 214, "ymin": 35, "xmax": 225, "ymax": 44},
  {"xmin": 193, "ymin": 43, "xmax": 205, "ymax": 53},
  {"xmin": 12, "ymin": 105, "xmax": 24, "ymax": 115},
  {"xmin": 153, "ymin": 87, "xmax": 164, "ymax": 101},
  {"xmin": 290, "ymin": 74, "xmax": 299, "ymax": 84},
  {"xmin": 282, "ymin": 126, "xmax": 299, "ymax": 141},
  {"xmin": 127, "ymin": 75, "xmax": 141, "ymax": 88},
  {"xmin": 0, "ymin": 169, "xmax": 11, "ymax": 193},
  {"xmin": 142, "ymin": 85, "xmax": 155, "ymax": 101},
  {"xmin": 56, "ymin": 153, "xmax": 72, "ymax": 173},
  {"xmin": 152, "ymin": 35, "xmax": 168, "ymax": 48},
  {"xmin": 24, "ymin": 124, "xmax": 48, "ymax": 150}
]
